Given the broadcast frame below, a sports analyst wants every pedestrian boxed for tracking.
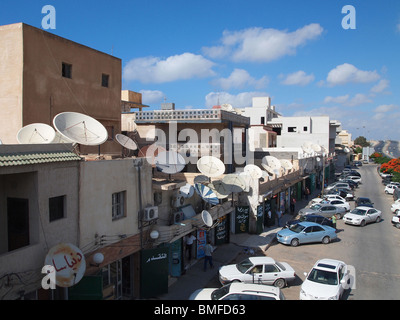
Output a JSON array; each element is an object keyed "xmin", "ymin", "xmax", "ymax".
[
  {"xmin": 267, "ymin": 209, "xmax": 272, "ymax": 227},
  {"xmin": 305, "ymin": 187, "xmax": 310, "ymax": 200},
  {"xmin": 331, "ymin": 214, "xmax": 337, "ymax": 231},
  {"xmin": 290, "ymin": 198, "xmax": 296, "ymax": 215},
  {"xmin": 276, "ymin": 209, "xmax": 282, "ymax": 227},
  {"xmin": 204, "ymin": 240, "xmax": 214, "ymax": 271},
  {"xmin": 185, "ymin": 233, "xmax": 196, "ymax": 261}
]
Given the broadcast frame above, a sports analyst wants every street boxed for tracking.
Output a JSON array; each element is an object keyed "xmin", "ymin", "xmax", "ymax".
[{"xmin": 206, "ymin": 163, "xmax": 400, "ymax": 300}]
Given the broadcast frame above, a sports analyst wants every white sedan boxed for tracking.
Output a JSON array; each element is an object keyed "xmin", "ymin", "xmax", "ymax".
[
  {"xmin": 300, "ymin": 259, "xmax": 350, "ymax": 300},
  {"xmin": 218, "ymin": 256, "xmax": 296, "ymax": 288},
  {"xmin": 311, "ymin": 195, "xmax": 346, "ymax": 205},
  {"xmin": 343, "ymin": 206, "xmax": 382, "ymax": 227},
  {"xmin": 391, "ymin": 202, "xmax": 400, "ymax": 214},
  {"xmin": 320, "ymin": 199, "xmax": 351, "ymax": 212}
]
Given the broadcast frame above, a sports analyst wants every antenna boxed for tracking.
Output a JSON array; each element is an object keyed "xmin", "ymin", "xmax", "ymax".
[
  {"xmin": 115, "ymin": 133, "xmax": 138, "ymax": 157},
  {"xmin": 17, "ymin": 123, "xmax": 56, "ymax": 144}
]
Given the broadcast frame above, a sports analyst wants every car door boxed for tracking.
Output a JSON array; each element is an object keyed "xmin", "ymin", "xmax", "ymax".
[
  {"xmin": 366, "ymin": 208, "xmax": 378, "ymax": 223},
  {"xmin": 338, "ymin": 264, "xmax": 349, "ymax": 297},
  {"xmin": 244, "ymin": 264, "xmax": 264, "ymax": 284},
  {"xmin": 308, "ymin": 225, "xmax": 326, "ymax": 243},
  {"xmin": 261, "ymin": 264, "xmax": 280, "ymax": 285}
]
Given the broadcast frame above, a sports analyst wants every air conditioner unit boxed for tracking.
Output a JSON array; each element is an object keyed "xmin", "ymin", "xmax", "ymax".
[
  {"xmin": 172, "ymin": 195, "xmax": 185, "ymax": 208},
  {"xmin": 143, "ymin": 206, "xmax": 158, "ymax": 221},
  {"xmin": 171, "ymin": 211, "xmax": 184, "ymax": 225}
]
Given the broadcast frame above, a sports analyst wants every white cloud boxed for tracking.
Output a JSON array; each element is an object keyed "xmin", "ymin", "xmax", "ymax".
[
  {"xmin": 123, "ymin": 53, "xmax": 216, "ymax": 83},
  {"xmin": 374, "ymin": 104, "xmax": 398, "ymax": 113},
  {"xmin": 205, "ymin": 91, "xmax": 269, "ymax": 108},
  {"xmin": 280, "ymin": 70, "xmax": 315, "ymax": 86},
  {"xmin": 211, "ymin": 69, "xmax": 269, "ymax": 90},
  {"xmin": 370, "ymin": 79, "xmax": 390, "ymax": 93},
  {"xmin": 326, "ymin": 63, "xmax": 380, "ymax": 86},
  {"xmin": 203, "ymin": 23, "xmax": 323, "ymax": 63},
  {"xmin": 140, "ymin": 90, "xmax": 165, "ymax": 105},
  {"xmin": 324, "ymin": 93, "xmax": 372, "ymax": 107}
]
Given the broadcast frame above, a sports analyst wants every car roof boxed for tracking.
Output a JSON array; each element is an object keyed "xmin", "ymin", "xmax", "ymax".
[
  {"xmin": 299, "ymin": 221, "xmax": 324, "ymax": 227},
  {"xmin": 313, "ymin": 258, "xmax": 345, "ymax": 272},
  {"xmin": 357, "ymin": 197, "xmax": 371, "ymax": 201},
  {"xmin": 228, "ymin": 283, "xmax": 281, "ymax": 295},
  {"xmin": 354, "ymin": 206, "xmax": 374, "ymax": 210},
  {"xmin": 247, "ymin": 256, "xmax": 276, "ymax": 264}
]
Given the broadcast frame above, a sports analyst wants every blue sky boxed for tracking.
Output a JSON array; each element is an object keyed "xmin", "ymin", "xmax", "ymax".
[{"xmin": 1, "ymin": 0, "xmax": 400, "ymax": 141}]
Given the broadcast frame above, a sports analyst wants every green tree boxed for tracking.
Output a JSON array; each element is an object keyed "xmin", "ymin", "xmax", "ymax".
[{"xmin": 354, "ymin": 136, "xmax": 370, "ymax": 147}]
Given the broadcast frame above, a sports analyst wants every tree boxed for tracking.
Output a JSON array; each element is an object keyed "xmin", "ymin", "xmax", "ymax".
[{"xmin": 354, "ymin": 136, "xmax": 370, "ymax": 147}]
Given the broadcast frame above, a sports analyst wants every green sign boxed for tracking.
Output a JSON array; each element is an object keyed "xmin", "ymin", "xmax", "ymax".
[
  {"xmin": 68, "ymin": 276, "xmax": 103, "ymax": 300},
  {"xmin": 235, "ymin": 206, "xmax": 249, "ymax": 234}
]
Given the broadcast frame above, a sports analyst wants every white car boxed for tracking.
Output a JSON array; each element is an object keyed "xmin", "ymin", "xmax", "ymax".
[
  {"xmin": 391, "ymin": 202, "xmax": 400, "ymax": 214},
  {"xmin": 311, "ymin": 195, "xmax": 346, "ymax": 205},
  {"xmin": 345, "ymin": 175, "xmax": 362, "ymax": 184},
  {"xmin": 300, "ymin": 258, "xmax": 350, "ymax": 300},
  {"xmin": 385, "ymin": 184, "xmax": 399, "ymax": 194},
  {"xmin": 343, "ymin": 206, "xmax": 382, "ymax": 227},
  {"xmin": 320, "ymin": 199, "xmax": 351, "ymax": 212},
  {"xmin": 218, "ymin": 256, "xmax": 296, "ymax": 288},
  {"xmin": 391, "ymin": 213, "xmax": 400, "ymax": 229},
  {"xmin": 189, "ymin": 282, "xmax": 285, "ymax": 300},
  {"xmin": 325, "ymin": 182, "xmax": 351, "ymax": 191}
]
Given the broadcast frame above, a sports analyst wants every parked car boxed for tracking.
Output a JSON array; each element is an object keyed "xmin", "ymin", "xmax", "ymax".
[
  {"xmin": 326, "ymin": 189, "xmax": 348, "ymax": 200},
  {"xmin": 385, "ymin": 184, "xmax": 399, "ymax": 195},
  {"xmin": 345, "ymin": 175, "xmax": 362, "ymax": 184},
  {"xmin": 321, "ymin": 199, "xmax": 351, "ymax": 212},
  {"xmin": 355, "ymin": 197, "xmax": 374, "ymax": 208},
  {"xmin": 189, "ymin": 282, "xmax": 285, "ymax": 300},
  {"xmin": 391, "ymin": 213, "xmax": 400, "ymax": 229},
  {"xmin": 343, "ymin": 206, "xmax": 382, "ymax": 227},
  {"xmin": 311, "ymin": 194, "xmax": 346, "ymax": 205},
  {"xmin": 300, "ymin": 259, "xmax": 350, "ymax": 300},
  {"xmin": 342, "ymin": 169, "xmax": 361, "ymax": 177},
  {"xmin": 299, "ymin": 203, "xmax": 346, "ymax": 219},
  {"xmin": 328, "ymin": 188, "xmax": 355, "ymax": 201},
  {"xmin": 218, "ymin": 256, "xmax": 296, "ymax": 288},
  {"xmin": 276, "ymin": 221, "xmax": 337, "ymax": 247},
  {"xmin": 353, "ymin": 161, "xmax": 362, "ymax": 167},
  {"xmin": 391, "ymin": 201, "xmax": 400, "ymax": 214},
  {"xmin": 325, "ymin": 182, "xmax": 351, "ymax": 191},
  {"xmin": 285, "ymin": 214, "xmax": 335, "ymax": 229},
  {"xmin": 339, "ymin": 179, "xmax": 358, "ymax": 189}
]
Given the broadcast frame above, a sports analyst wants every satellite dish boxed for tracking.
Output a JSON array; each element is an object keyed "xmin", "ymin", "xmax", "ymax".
[
  {"xmin": 194, "ymin": 175, "xmax": 210, "ymax": 184},
  {"xmin": 179, "ymin": 183, "xmax": 195, "ymax": 198},
  {"xmin": 234, "ymin": 108, "xmax": 243, "ymax": 115},
  {"xmin": 344, "ymin": 147, "xmax": 350, "ymax": 153},
  {"xmin": 280, "ymin": 159, "xmax": 293, "ymax": 172},
  {"xmin": 261, "ymin": 170, "xmax": 270, "ymax": 181},
  {"xmin": 194, "ymin": 183, "xmax": 219, "ymax": 205},
  {"xmin": 311, "ymin": 144, "xmax": 322, "ymax": 153},
  {"xmin": 261, "ymin": 156, "xmax": 281, "ymax": 174},
  {"xmin": 201, "ymin": 210, "xmax": 214, "ymax": 227},
  {"xmin": 115, "ymin": 134, "xmax": 138, "ymax": 151},
  {"xmin": 197, "ymin": 156, "xmax": 225, "ymax": 178},
  {"xmin": 17, "ymin": 123, "xmax": 56, "ymax": 144},
  {"xmin": 238, "ymin": 172, "xmax": 251, "ymax": 192},
  {"xmin": 222, "ymin": 174, "xmax": 247, "ymax": 193},
  {"xmin": 208, "ymin": 180, "xmax": 230, "ymax": 199},
  {"xmin": 53, "ymin": 112, "xmax": 108, "ymax": 146},
  {"xmin": 244, "ymin": 164, "xmax": 263, "ymax": 179},
  {"xmin": 221, "ymin": 104, "xmax": 233, "ymax": 112},
  {"xmin": 138, "ymin": 144, "xmax": 167, "ymax": 166},
  {"xmin": 155, "ymin": 151, "xmax": 186, "ymax": 174},
  {"xmin": 301, "ymin": 141, "xmax": 313, "ymax": 154}
]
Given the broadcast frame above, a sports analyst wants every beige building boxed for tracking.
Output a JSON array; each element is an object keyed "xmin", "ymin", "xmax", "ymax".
[{"xmin": 0, "ymin": 23, "xmax": 122, "ymax": 155}]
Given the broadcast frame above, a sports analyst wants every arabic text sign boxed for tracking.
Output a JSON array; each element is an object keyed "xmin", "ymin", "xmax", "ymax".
[{"xmin": 44, "ymin": 243, "xmax": 86, "ymax": 288}]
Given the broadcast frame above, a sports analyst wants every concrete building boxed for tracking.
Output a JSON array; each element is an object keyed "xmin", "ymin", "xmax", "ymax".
[{"xmin": 0, "ymin": 23, "xmax": 122, "ymax": 155}]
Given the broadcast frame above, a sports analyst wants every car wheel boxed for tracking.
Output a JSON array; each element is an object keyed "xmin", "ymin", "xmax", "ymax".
[
  {"xmin": 274, "ymin": 278, "xmax": 286, "ymax": 289},
  {"xmin": 360, "ymin": 220, "xmax": 366, "ymax": 227},
  {"xmin": 376, "ymin": 216, "xmax": 381, "ymax": 223},
  {"xmin": 290, "ymin": 238, "xmax": 299, "ymax": 247},
  {"xmin": 396, "ymin": 223, "xmax": 400, "ymax": 229},
  {"xmin": 322, "ymin": 236, "xmax": 330, "ymax": 244}
]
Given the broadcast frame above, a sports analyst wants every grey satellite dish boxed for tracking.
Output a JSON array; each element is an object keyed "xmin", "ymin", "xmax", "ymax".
[
  {"xmin": 222, "ymin": 174, "xmax": 247, "ymax": 193},
  {"xmin": 201, "ymin": 210, "xmax": 214, "ymax": 228},
  {"xmin": 155, "ymin": 151, "xmax": 186, "ymax": 174},
  {"xmin": 17, "ymin": 123, "xmax": 56, "ymax": 144},
  {"xmin": 208, "ymin": 181, "xmax": 230, "ymax": 199},
  {"xmin": 53, "ymin": 112, "xmax": 108, "ymax": 146},
  {"xmin": 116, "ymin": 134, "xmax": 138, "ymax": 151},
  {"xmin": 194, "ymin": 175, "xmax": 210, "ymax": 184},
  {"xmin": 197, "ymin": 156, "xmax": 225, "ymax": 178}
]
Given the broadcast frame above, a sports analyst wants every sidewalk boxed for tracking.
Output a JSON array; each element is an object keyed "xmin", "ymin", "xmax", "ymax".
[{"xmin": 157, "ymin": 190, "xmax": 319, "ymax": 300}]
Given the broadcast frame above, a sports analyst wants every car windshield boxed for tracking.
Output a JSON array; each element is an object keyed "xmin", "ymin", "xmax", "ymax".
[
  {"xmin": 288, "ymin": 224, "xmax": 305, "ymax": 233},
  {"xmin": 351, "ymin": 208, "xmax": 366, "ymax": 216},
  {"xmin": 236, "ymin": 258, "xmax": 253, "ymax": 273},
  {"xmin": 211, "ymin": 284, "xmax": 231, "ymax": 300},
  {"xmin": 307, "ymin": 268, "xmax": 338, "ymax": 285},
  {"xmin": 310, "ymin": 203, "xmax": 322, "ymax": 210}
]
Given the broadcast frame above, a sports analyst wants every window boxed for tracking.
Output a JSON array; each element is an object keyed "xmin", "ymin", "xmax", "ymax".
[
  {"xmin": 303, "ymin": 126, "xmax": 308, "ymax": 131},
  {"xmin": 62, "ymin": 63, "xmax": 72, "ymax": 79},
  {"xmin": 261, "ymin": 117, "xmax": 265, "ymax": 125},
  {"xmin": 102, "ymin": 74, "xmax": 110, "ymax": 88},
  {"xmin": 264, "ymin": 264, "xmax": 279, "ymax": 273},
  {"xmin": 112, "ymin": 191, "xmax": 126, "ymax": 220},
  {"xmin": 288, "ymin": 127, "xmax": 297, "ymax": 132},
  {"xmin": 7, "ymin": 198, "xmax": 30, "ymax": 252},
  {"xmin": 49, "ymin": 196, "xmax": 65, "ymax": 222}
]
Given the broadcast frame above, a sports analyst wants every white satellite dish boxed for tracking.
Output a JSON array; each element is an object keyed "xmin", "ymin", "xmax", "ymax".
[
  {"xmin": 311, "ymin": 144, "xmax": 322, "ymax": 153},
  {"xmin": 344, "ymin": 147, "xmax": 350, "ymax": 153},
  {"xmin": 17, "ymin": 123, "xmax": 56, "ymax": 144},
  {"xmin": 238, "ymin": 172, "xmax": 251, "ymax": 192},
  {"xmin": 301, "ymin": 141, "xmax": 313, "ymax": 154},
  {"xmin": 280, "ymin": 159, "xmax": 293, "ymax": 172},
  {"xmin": 222, "ymin": 174, "xmax": 247, "ymax": 193},
  {"xmin": 234, "ymin": 108, "xmax": 243, "ymax": 115},
  {"xmin": 53, "ymin": 112, "xmax": 108, "ymax": 146},
  {"xmin": 179, "ymin": 183, "xmax": 195, "ymax": 198},
  {"xmin": 115, "ymin": 134, "xmax": 138, "ymax": 151},
  {"xmin": 155, "ymin": 151, "xmax": 186, "ymax": 174},
  {"xmin": 244, "ymin": 164, "xmax": 263, "ymax": 179},
  {"xmin": 261, "ymin": 170, "xmax": 270, "ymax": 181},
  {"xmin": 221, "ymin": 104, "xmax": 233, "ymax": 112},
  {"xmin": 197, "ymin": 156, "xmax": 225, "ymax": 178},
  {"xmin": 261, "ymin": 156, "xmax": 281, "ymax": 172},
  {"xmin": 201, "ymin": 210, "xmax": 214, "ymax": 228}
]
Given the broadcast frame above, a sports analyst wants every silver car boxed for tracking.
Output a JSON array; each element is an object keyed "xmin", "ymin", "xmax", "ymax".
[{"xmin": 299, "ymin": 203, "xmax": 346, "ymax": 219}]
